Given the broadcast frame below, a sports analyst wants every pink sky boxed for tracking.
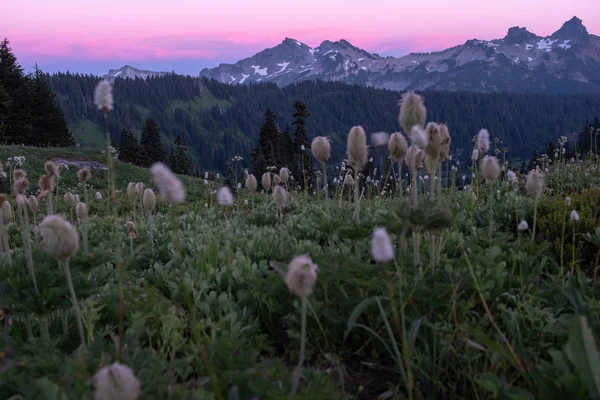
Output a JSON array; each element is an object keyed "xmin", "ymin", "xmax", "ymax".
[{"xmin": 5, "ymin": 0, "xmax": 600, "ymax": 75}]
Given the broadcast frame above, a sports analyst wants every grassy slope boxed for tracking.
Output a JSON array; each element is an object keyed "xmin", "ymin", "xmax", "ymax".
[{"xmin": 0, "ymin": 145, "xmax": 204, "ymax": 201}]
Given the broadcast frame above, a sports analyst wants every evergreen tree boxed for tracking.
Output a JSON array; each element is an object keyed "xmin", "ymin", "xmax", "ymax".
[
  {"xmin": 118, "ymin": 129, "xmax": 140, "ymax": 164},
  {"xmin": 170, "ymin": 136, "xmax": 191, "ymax": 174},
  {"xmin": 0, "ymin": 38, "xmax": 32, "ymax": 144},
  {"xmin": 280, "ymin": 122, "xmax": 294, "ymax": 170},
  {"xmin": 29, "ymin": 66, "xmax": 75, "ymax": 147},
  {"xmin": 224, "ymin": 160, "xmax": 237, "ymax": 195},
  {"xmin": 251, "ymin": 109, "xmax": 280, "ymax": 177},
  {"xmin": 0, "ymin": 84, "xmax": 8, "ymax": 137},
  {"xmin": 139, "ymin": 118, "xmax": 164, "ymax": 167},
  {"xmin": 291, "ymin": 101, "xmax": 313, "ymax": 189}
]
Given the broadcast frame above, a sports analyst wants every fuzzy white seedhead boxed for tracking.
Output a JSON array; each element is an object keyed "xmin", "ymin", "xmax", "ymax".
[
  {"xmin": 245, "ymin": 174, "xmax": 258, "ymax": 192},
  {"xmin": 565, "ymin": 197, "xmax": 571, "ymax": 207},
  {"xmin": 437, "ymin": 123, "xmax": 452, "ymax": 161},
  {"xmin": 76, "ymin": 202, "xmax": 88, "ymax": 220},
  {"xmin": 518, "ymin": 220, "xmax": 529, "ymax": 231},
  {"xmin": 388, "ymin": 132, "xmax": 408, "ymax": 163},
  {"xmin": 64, "ymin": 192, "xmax": 76, "ymax": 207},
  {"xmin": 343, "ymin": 174, "xmax": 355, "ymax": 186},
  {"xmin": 217, "ymin": 186, "xmax": 234, "ymax": 206},
  {"xmin": 261, "ymin": 172, "xmax": 271, "ymax": 192},
  {"xmin": 311, "ymin": 136, "xmax": 331, "ymax": 164},
  {"xmin": 142, "ymin": 188, "xmax": 156, "ymax": 216},
  {"xmin": 45, "ymin": 161, "xmax": 59, "ymax": 177},
  {"xmin": 92, "ymin": 362, "xmax": 141, "ymax": 400},
  {"xmin": 409, "ymin": 126, "xmax": 428, "ymax": 149},
  {"xmin": 477, "ymin": 129, "xmax": 490, "ymax": 154},
  {"xmin": 472, "ymin": 149, "xmax": 479, "ymax": 162},
  {"xmin": 94, "ymin": 80, "xmax": 114, "ymax": 111},
  {"xmin": 279, "ymin": 167, "xmax": 290, "ymax": 182},
  {"xmin": 424, "ymin": 122, "xmax": 442, "ymax": 160},
  {"xmin": 570, "ymin": 210, "xmax": 580, "ymax": 222},
  {"xmin": 273, "ymin": 185, "xmax": 287, "ymax": 209},
  {"xmin": 371, "ymin": 227, "xmax": 394, "ymax": 263},
  {"xmin": 347, "ymin": 126, "xmax": 368, "ymax": 171},
  {"xmin": 273, "ymin": 174, "xmax": 282, "ymax": 186},
  {"xmin": 507, "ymin": 170, "xmax": 517, "ymax": 184},
  {"xmin": 525, "ymin": 169, "xmax": 544, "ymax": 199},
  {"xmin": 27, "ymin": 195, "xmax": 39, "ymax": 212},
  {"xmin": 481, "ymin": 156, "xmax": 501, "ymax": 183},
  {"xmin": 371, "ymin": 132, "xmax": 390, "ymax": 147},
  {"xmin": 77, "ymin": 168, "xmax": 91, "ymax": 183},
  {"xmin": 150, "ymin": 163, "xmax": 185, "ymax": 204},
  {"xmin": 38, "ymin": 215, "xmax": 79, "ymax": 261},
  {"xmin": 1, "ymin": 199, "xmax": 12, "ymax": 224},
  {"xmin": 95, "ymin": 192, "xmax": 103, "ymax": 200},
  {"xmin": 285, "ymin": 255, "xmax": 319, "ymax": 298},
  {"xmin": 398, "ymin": 92, "xmax": 426, "ymax": 134}
]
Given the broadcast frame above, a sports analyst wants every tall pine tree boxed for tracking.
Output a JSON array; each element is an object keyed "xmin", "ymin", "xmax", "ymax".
[
  {"xmin": 170, "ymin": 136, "xmax": 191, "ymax": 174},
  {"xmin": 118, "ymin": 129, "xmax": 140, "ymax": 164},
  {"xmin": 139, "ymin": 118, "xmax": 164, "ymax": 167},
  {"xmin": 291, "ymin": 101, "xmax": 313, "ymax": 189},
  {"xmin": 251, "ymin": 109, "xmax": 281, "ymax": 177}
]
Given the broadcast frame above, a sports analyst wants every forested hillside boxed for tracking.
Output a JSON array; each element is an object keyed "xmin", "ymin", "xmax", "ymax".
[{"xmin": 48, "ymin": 73, "xmax": 600, "ymax": 172}]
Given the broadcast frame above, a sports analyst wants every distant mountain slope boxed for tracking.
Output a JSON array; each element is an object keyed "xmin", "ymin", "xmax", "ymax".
[
  {"xmin": 199, "ymin": 16, "xmax": 600, "ymax": 94},
  {"xmin": 48, "ymin": 74, "xmax": 600, "ymax": 173},
  {"xmin": 104, "ymin": 65, "xmax": 168, "ymax": 82}
]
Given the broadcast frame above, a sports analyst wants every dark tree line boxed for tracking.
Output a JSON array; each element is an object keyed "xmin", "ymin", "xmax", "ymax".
[
  {"xmin": 42, "ymin": 69, "xmax": 600, "ymax": 173},
  {"xmin": 0, "ymin": 39, "xmax": 74, "ymax": 147}
]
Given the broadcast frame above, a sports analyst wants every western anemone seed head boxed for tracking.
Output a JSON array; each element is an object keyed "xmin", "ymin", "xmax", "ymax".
[
  {"xmin": 76, "ymin": 202, "xmax": 88, "ymax": 220},
  {"xmin": 126, "ymin": 221, "xmax": 137, "ymax": 239},
  {"xmin": 472, "ymin": 149, "xmax": 479, "ymax": 162},
  {"xmin": 150, "ymin": 163, "xmax": 185, "ymax": 204},
  {"xmin": 1, "ymin": 199, "xmax": 12, "ymax": 224},
  {"xmin": 75, "ymin": 194, "xmax": 80, "ymax": 204},
  {"xmin": 371, "ymin": 227, "xmax": 394, "ymax": 263},
  {"xmin": 565, "ymin": 197, "xmax": 571, "ymax": 207},
  {"xmin": 409, "ymin": 126, "xmax": 428, "ymax": 150},
  {"xmin": 14, "ymin": 177, "xmax": 29, "ymax": 195},
  {"xmin": 424, "ymin": 155, "xmax": 437, "ymax": 175},
  {"xmin": 217, "ymin": 186, "xmax": 234, "ymax": 206},
  {"xmin": 27, "ymin": 195, "xmax": 39, "ymax": 212},
  {"xmin": 92, "ymin": 362, "xmax": 141, "ymax": 400},
  {"xmin": 424, "ymin": 122, "xmax": 442, "ymax": 159},
  {"xmin": 77, "ymin": 168, "xmax": 91, "ymax": 183},
  {"xmin": 285, "ymin": 255, "xmax": 319, "ymax": 298},
  {"xmin": 343, "ymin": 174, "xmax": 355, "ymax": 186},
  {"xmin": 398, "ymin": 92, "xmax": 427, "ymax": 134},
  {"xmin": 126, "ymin": 182, "xmax": 137, "ymax": 201},
  {"xmin": 311, "ymin": 136, "xmax": 331, "ymax": 164},
  {"xmin": 388, "ymin": 132, "xmax": 408, "ymax": 162},
  {"xmin": 142, "ymin": 188, "xmax": 156, "ymax": 216},
  {"xmin": 438, "ymin": 124, "xmax": 451, "ymax": 162},
  {"xmin": 95, "ymin": 192, "xmax": 102, "ymax": 200},
  {"xmin": 273, "ymin": 185, "xmax": 287, "ymax": 209},
  {"xmin": 570, "ymin": 210, "xmax": 580, "ymax": 222},
  {"xmin": 347, "ymin": 126, "xmax": 368, "ymax": 171},
  {"xmin": 64, "ymin": 192, "xmax": 76, "ymax": 207},
  {"xmin": 13, "ymin": 169, "xmax": 26, "ymax": 181},
  {"xmin": 507, "ymin": 170, "xmax": 517, "ymax": 184},
  {"xmin": 525, "ymin": 169, "xmax": 544, "ymax": 199},
  {"xmin": 273, "ymin": 174, "xmax": 282, "ymax": 186},
  {"xmin": 518, "ymin": 220, "xmax": 529, "ymax": 231},
  {"xmin": 93, "ymin": 79, "xmax": 114, "ymax": 112},
  {"xmin": 38, "ymin": 174, "xmax": 55, "ymax": 197},
  {"xmin": 245, "ymin": 174, "xmax": 258, "ymax": 192},
  {"xmin": 44, "ymin": 161, "xmax": 59, "ymax": 177},
  {"xmin": 405, "ymin": 146, "xmax": 425, "ymax": 172},
  {"xmin": 477, "ymin": 129, "xmax": 490, "ymax": 154},
  {"xmin": 481, "ymin": 156, "xmax": 501, "ymax": 182},
  {"xmin": 261, "ymin": 172, "xmax": 271, "ymax": 192},
  {"xmin": 38, "ymin": 215, "xmax": 79, "ymax": 261},
  {"xmin": 0, "ymin": 194, "xmax": 5, "ymax": 210},
  {"xmin": 279, "ymin": 167, "xmax": 290, "ymax": 182},
  {"xmin": 134, "ymin": 182, "xmax": 144, "ymax": 195}
]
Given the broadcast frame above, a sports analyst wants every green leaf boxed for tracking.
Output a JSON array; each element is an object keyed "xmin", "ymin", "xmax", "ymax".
[
  {"xmin": 565, "ymin": 316, "xmax": 600, "ymax": 400},
  {"xmin": 33, "ymin": 378, "xmax": 67, "ymax": 400},
  {"xmin": 409, "ymin": 317, "xmax": 423, "ymax": 346},
  {"xmin": 344, "ymin": 296, "xmax": 381, "ymax": 340}
]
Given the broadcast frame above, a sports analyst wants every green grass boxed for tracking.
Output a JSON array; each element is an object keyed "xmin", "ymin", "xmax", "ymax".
[
  {"xmin": 2, "ymin": 146, "xmax": 600, "ymax": 399},
  {"xmin": 169, "ymin": 92, "xmax": 232, "ymax": 114},
  {"xmin": 68, "ymin": 119, "xmax": 106, "ymax": 148},
  {"xmin": 0, "ymin": 145, "xmax": 204, "ymax": 201}
]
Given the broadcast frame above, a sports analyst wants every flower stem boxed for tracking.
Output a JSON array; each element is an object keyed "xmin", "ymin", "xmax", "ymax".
[
  {"xmin": 290, "ymin": 296, "xmax": 307, "ymax": 398},
  {"xmin": 62, "ymin": 258, "xmax": 86, "ymax": 350}
]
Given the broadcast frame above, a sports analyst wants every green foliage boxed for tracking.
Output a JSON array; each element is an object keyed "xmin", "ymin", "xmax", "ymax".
[{"xmin": 139, "ymin": 118, "xmax": 165, "ymax": 167}]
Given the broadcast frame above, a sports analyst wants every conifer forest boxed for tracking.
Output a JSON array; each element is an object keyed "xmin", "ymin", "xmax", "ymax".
[{"xmin": 3, "ymin": 36, "xmax": 600, "ymax": 400}]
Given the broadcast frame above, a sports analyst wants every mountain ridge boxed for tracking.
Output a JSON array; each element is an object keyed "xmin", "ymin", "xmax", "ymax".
[{"xmin": 196, "ymin": 16, "xmax": 600, "ymax": 93}]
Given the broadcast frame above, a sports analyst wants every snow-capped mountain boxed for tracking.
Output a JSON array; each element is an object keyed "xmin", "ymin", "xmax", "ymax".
[
  {"xmin": 200, "ymin": 17, "xmax": 600, "ymax": 93},
  {"xmin": 103, "ymin": 65, "xmax": 167, "ymax": 82}
]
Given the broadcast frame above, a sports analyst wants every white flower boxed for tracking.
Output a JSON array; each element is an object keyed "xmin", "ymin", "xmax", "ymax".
[
  {"xmin": 477, "ymin": 129, "xmax": 489, "ymax": 153},
  {"xmin": 217, "ymin": 187, "xmax": 234, "ymax": 206},
  {"xmin": 424, "ymin": 175, "xmax": 429, "ymax": 180},
  {"xmin": 518, "ymin": 221, "xmax": 529, "ymax": 231},
  {"xmin": 93, "ymin": 80, "xmax": 114, "ymax": 111},
  {"xmin": 371, "ymin": 228, "xmax": 394, "ymax": 263},
  {"xmin": 150, "ymin": 163, "xmax": 185, "ymax": 204},
  {"xmin": 237, "ymin": 182, "xmax": 241, "ymax": 189},
  {"xmin": 95, "ymin": 192, "xmax": 103, "ymax": 200},
  {"xmin": 507, "ymin": 170, "xmax": 517, "ymax": 183},
  {"xmin": 204, "ymin": 172, "xmax": 209, "ymax": 179},
  {"xmin": 244, "ymin": 199, "xmax": 248, "ymax": 205},
  {"xmin": 565, "ymin": 197, "xmax": 571, "ymax": 206},
  {"xmin": 472, "ymin": 149, "xmax": 479, "ymax": 161},
  {"xmin": 301, "ymin": 145, "xmax": 306, "ymax": 151},
  {"xmin": 285, "ymin": 255, "xmax": 318, "ymax": 297},
  {"xmin": 216, "ymin": 173, "xmax": 220, "ymax": 179},
  {"xmin": 570, "ymin": 210, "xmax": 580, "ymax": 222},
  {"xmin": 409, "ymin": 126, "xmax": 428, "ymax": 149},
  {"xmin": 204, "ymin": 179, "xmax": 209, "ymax": 185}
]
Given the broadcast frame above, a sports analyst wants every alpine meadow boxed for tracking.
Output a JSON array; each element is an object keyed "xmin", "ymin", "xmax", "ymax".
[{"xmin": 3, "ymin": 5, "xmax": 600, "ymax": 400}]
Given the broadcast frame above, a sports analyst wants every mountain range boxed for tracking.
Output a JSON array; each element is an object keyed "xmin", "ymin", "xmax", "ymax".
[{"xmin": 197, "ymin": 16, "xmax": 600, "ymax": 93}]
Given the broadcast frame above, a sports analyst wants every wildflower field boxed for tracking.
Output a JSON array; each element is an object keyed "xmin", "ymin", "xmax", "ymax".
[{"xmin": 2, "ymin": 83, "xmax": 600, "ymax": 400}]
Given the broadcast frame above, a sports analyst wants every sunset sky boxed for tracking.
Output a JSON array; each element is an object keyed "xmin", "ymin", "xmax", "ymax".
[{"xmin": 5, "ymin": 0, "xmax": 600, "ymax": 75}]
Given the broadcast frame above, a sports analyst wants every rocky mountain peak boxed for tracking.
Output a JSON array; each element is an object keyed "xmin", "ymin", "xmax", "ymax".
[
  {"xmin": 504, "ymin": 26, "xmax": 537, "ymax": 44},
  {"xmin": 551, "ymin": 16, "xmax": 588, "ymax": 40}
]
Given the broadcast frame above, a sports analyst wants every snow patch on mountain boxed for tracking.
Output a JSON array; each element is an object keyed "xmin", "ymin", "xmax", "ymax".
[{"xmin": 251, "ymin": 65, "xmax": 268, "ymax": 76}]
